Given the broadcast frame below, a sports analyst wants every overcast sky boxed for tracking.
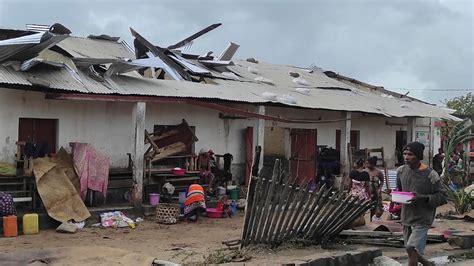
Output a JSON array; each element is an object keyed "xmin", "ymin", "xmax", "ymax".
[{"xmin": 0, "ymin": 0, "xmax": 472, "ymax": 104}]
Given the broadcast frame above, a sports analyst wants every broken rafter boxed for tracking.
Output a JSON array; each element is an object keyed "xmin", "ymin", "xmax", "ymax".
[
  {"xmin": 129, "ymin": 27, "xmax": 191, "ymax": 81},
  {"xmin": 167, "ymin": 23, "xmax": 222, "ymax": 50}
]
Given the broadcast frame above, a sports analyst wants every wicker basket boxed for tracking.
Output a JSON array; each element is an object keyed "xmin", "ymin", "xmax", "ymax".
[{"xmin": 155, "ymin": 203, "xmax": 180, "ymax": 224}]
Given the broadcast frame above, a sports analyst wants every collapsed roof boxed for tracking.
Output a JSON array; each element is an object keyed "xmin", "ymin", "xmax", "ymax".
[{"xmin": 0, "ymin": 23, "xmax": 459, "ymax": 121}]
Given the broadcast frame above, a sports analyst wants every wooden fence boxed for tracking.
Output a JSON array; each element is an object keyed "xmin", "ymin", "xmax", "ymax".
[{"xmin": 241, "ymin": 160, "xmax": 373, "ymax": 247}]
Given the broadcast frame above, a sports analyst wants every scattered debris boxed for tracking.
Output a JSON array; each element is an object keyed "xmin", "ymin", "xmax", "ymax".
[
  {"xmin": 370, "ymin": 256, "xmax": 401, "ymax": 266},
  {"xmin": 292, "ymin": 76, "xmax": 310, "ymax": 86},
  {"xmin": 246, "ymin": 57, "xmax": 259, "ymax": 63},
  {"xmin": 152, "ymin": 259, "xmax": 179, "ymax": 266},
  {"xmin": 288, "ymin": 71, "xmax": 300, "ymax": 78},
  {"xmin": 100, "ymin": 211, "xmax": 136, "ymax": 229},
  {"xmin": 144, "ymin": 119, "xmax": 198, "ymax": 163},
  {"xmin": 217, "ymin": 42, "xmax": 240, "ymax": 61},
  {"xmin": 254, "ymin": 76, "xmax": 274, "ymax": 85},
  {"xmin": 56, "ymin": 222, "xmax": 77, "ymax": 234},
  {"xmin": 87, "ymin": 34, "xmax": 120, "ymax": 42},
  {"xmin": 295, "ymin": 87, "xmax": 311, "ymax": 95},
  {"xmin": 448, "ymin": 232, "xmax": 474, "ymax": 249}
]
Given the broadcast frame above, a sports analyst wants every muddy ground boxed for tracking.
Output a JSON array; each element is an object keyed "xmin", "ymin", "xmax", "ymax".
[{"xmin": 0, "ymin": 205, "xmax": 473, "ymax": 265}]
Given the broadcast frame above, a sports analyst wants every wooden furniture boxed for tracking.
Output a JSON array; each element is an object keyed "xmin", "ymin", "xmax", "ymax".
[
  {"xmin": 144, "ymin": 172, "xmax": 200, "ymax": 198},
  {"xmin": 0, "ymin": 175, "xmax": 35, "ymax": 208}
]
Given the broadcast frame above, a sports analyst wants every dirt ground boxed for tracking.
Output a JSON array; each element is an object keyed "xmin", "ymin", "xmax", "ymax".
[{"xmin": 1, "ymin": 205, "xmax": 473, "ymax": 265}]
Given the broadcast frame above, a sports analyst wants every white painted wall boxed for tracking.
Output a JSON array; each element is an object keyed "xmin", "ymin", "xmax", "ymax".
[
  {"xmin": 0, "ymin": 88, "xmax": 439, "ymax": 175},
  {"xmin": 0, "ymin": 89, "xmax": 254, "ymax": 179},
  {"xmin": 0, "ymin": 89, "xmax": 134, "ymax": 167},
  {"xmin": 264, "ymin": 106, "xmax": 437, "ymax": 168}
]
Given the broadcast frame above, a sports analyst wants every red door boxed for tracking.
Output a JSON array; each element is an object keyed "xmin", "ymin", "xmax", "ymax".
[
  {"xmin": 18, "ymin": 118, "xmax": 58, "ymax": 154},
  {"xmin": 290, "ymin": 129, "xmax": 317, "ymax": 184}
]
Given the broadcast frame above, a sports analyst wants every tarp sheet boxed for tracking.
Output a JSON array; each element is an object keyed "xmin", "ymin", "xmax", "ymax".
[{"xmin": 33, "ymin": 156, "xmax": 90, "ymax": 223}]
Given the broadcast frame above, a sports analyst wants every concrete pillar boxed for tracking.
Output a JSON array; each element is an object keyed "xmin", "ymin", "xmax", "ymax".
[
  {"xmin": 255, "ymin": 105, "xmax": 265, "ymax": 171},
  {"xmin": 340, "ymin": 111, "xmax": 352, "ymax": 176},
  {"xmin": 132, "ymin": 102, "xmax": 146, "ymax": 207},
  {"xmin": 407, "ymin": 117, "xmax": 417, "ymax": 143},
  {"xmin": 429, "ymin": 118, "xmax": 435, "ymax": 167}
]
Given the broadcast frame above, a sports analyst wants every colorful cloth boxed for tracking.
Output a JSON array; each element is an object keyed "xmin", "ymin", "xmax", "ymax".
[
  {"xmin": 184, "ymin": 184, "xmax": 206, "ymax": 217},
  {"xmin": 350, "ymin": 180, "xmax": 369, "ymax": 200},
  {"xmin": 72, "ymin": 143, "xmax": 110, "ymax": 200},
  {"xmin": 0, "ymin": 192, "xmax": 16, "ymax": 217},
  {"xmin": 184, "ymin": 201, "xmax": 207, "ymax": 217}
]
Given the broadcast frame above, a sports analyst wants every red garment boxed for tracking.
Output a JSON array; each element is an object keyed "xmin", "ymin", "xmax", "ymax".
[{"xmin": 389, "ymin": 202, "xmax": 402, "ymax": 215}]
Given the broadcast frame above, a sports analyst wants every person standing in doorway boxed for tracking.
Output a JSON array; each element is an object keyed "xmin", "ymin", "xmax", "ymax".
[
  {"xmin": 432, "ymin": 148, "xmax": 444, "ymax": 176},
  {"xmin": 397, "ymin": 142, "xmax": 447, "ymax": 266},
  {"xmin": 366, "ymin": 156, "xmax": 384, "ymax": 221}
]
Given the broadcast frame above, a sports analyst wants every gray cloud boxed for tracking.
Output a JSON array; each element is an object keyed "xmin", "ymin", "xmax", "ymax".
[{"xmin": 0, "ymin": 0, "xmax": 472, "ymax": 104}]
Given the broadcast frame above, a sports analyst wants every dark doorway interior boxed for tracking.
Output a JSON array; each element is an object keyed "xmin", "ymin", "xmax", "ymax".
[
  {"xmin": 336, "ymin": 130, "xmax": 361, "ymax": 150},
  {"xmin": 395, "ymin": 130, "xmax": 407, "ymax": 166}
]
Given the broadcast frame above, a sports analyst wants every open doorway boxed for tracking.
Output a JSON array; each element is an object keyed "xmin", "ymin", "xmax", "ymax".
[{"xmin": 395, "ymin": 131, "xmax": 407, "ymax": 166}]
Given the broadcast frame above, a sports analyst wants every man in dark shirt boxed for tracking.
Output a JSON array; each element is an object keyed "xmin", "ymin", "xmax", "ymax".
[
  {"xmin": 432, "ymin": 148, "xmax": 444, "ymax": 175},
  {"xmin": 397, "ymin": 142, "xmax": 447, "ymax": 266}
]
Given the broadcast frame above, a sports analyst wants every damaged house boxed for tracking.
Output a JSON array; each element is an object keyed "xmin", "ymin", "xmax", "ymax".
[{"xmin": 0, "ymin": 23, "xmax": 458, "ymax": 207}]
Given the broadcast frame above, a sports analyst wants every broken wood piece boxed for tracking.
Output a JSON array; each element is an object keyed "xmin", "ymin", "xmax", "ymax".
[
  {"xmin": 151, "ymin": 142, "xmax": 187, "ymax": 162},
  {"xmin": 145, "ymin": 129, "xmax": 180, "ymax": 144},
  {"xmin": 222, "ymin": 238, "xmax": 241, "ymax": 247},
  {"xmin": 448, "ymin": 232, "xmax": 474, "ymax": 249},
  {"xmin": 145, "ymin": 130, "xmax": 160, "ymax": 154},
  {"xmin": 347, "ymin": 238, "xmax": 404, "ymax": 248}
]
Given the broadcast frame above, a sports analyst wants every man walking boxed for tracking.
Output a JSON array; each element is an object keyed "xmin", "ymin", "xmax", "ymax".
[{"xmin": 397, "ymin": 142, "xmax": 447, "ymax": 266}]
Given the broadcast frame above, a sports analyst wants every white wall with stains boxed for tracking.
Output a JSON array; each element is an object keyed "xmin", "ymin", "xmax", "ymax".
[{"xmin": 0, "ymin": 88, "xmax": 439, "ymax": 177}]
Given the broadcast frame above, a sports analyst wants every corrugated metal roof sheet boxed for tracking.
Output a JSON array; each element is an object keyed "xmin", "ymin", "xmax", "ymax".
[
  {"xmin": 56, "ymin": 36, "xmax": 135, "ymax": 59},
  {"xmin": 0, "ymin": 62, "xmax": 458, "ymax": 120},
  {"xmin": 0, "ymin": 33, "xmax": 458, "ymax": 121}
]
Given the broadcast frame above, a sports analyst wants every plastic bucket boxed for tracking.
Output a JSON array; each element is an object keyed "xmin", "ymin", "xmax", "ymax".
[
  {"xmin": 149, "ymin": 193, "xmax": 160, "ymax": 206},
  {"xmin": 217, "ymin": 186, "xmax": 226, "ymax": 196},
  {"xmin": 391, "ymin": 191, "xmax": 415, "ymax": 204},
  {"xmin": 206, "ymin": 208, "xmax": 223, "ymax": 218},
  {"xmin": 179, "ymin": 192, "xmax": 186, "ymax": 204},
  {"xmin": 230, "ymin": 189, "xmax": 239, "ymax": 200}
]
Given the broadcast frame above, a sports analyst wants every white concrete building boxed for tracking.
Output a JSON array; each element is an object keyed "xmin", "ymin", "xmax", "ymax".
[{"xmin": 0, "ymin": 27, "xmax": 457, "ymax": 204}]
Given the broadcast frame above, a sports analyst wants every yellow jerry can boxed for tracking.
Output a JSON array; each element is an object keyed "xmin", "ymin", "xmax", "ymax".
[{"xmin": 22, "ymin": 213, "xmax": 39, "ymax": 235}]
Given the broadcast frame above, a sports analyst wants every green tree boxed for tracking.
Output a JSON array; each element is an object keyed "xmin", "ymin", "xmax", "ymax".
[{"xmin": 443, "ymin": 92, "xmax": 474, "ymax": 119}]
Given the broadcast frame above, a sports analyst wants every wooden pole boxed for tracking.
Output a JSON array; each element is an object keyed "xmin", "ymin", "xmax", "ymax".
[
  {"xmin": 132, "ymin": 102, "xmax": 146, "ymax": 207},
  {"xmin": 255, "ymin": 105, "xmax": 265, "ymax": 171},
  {"xmin": 407, "ymin": 117, "xmax": 416, "ymax": 143},
  {"xmin": 341, "ymin": 111, "xmax": 352, "ymax": 179}
]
